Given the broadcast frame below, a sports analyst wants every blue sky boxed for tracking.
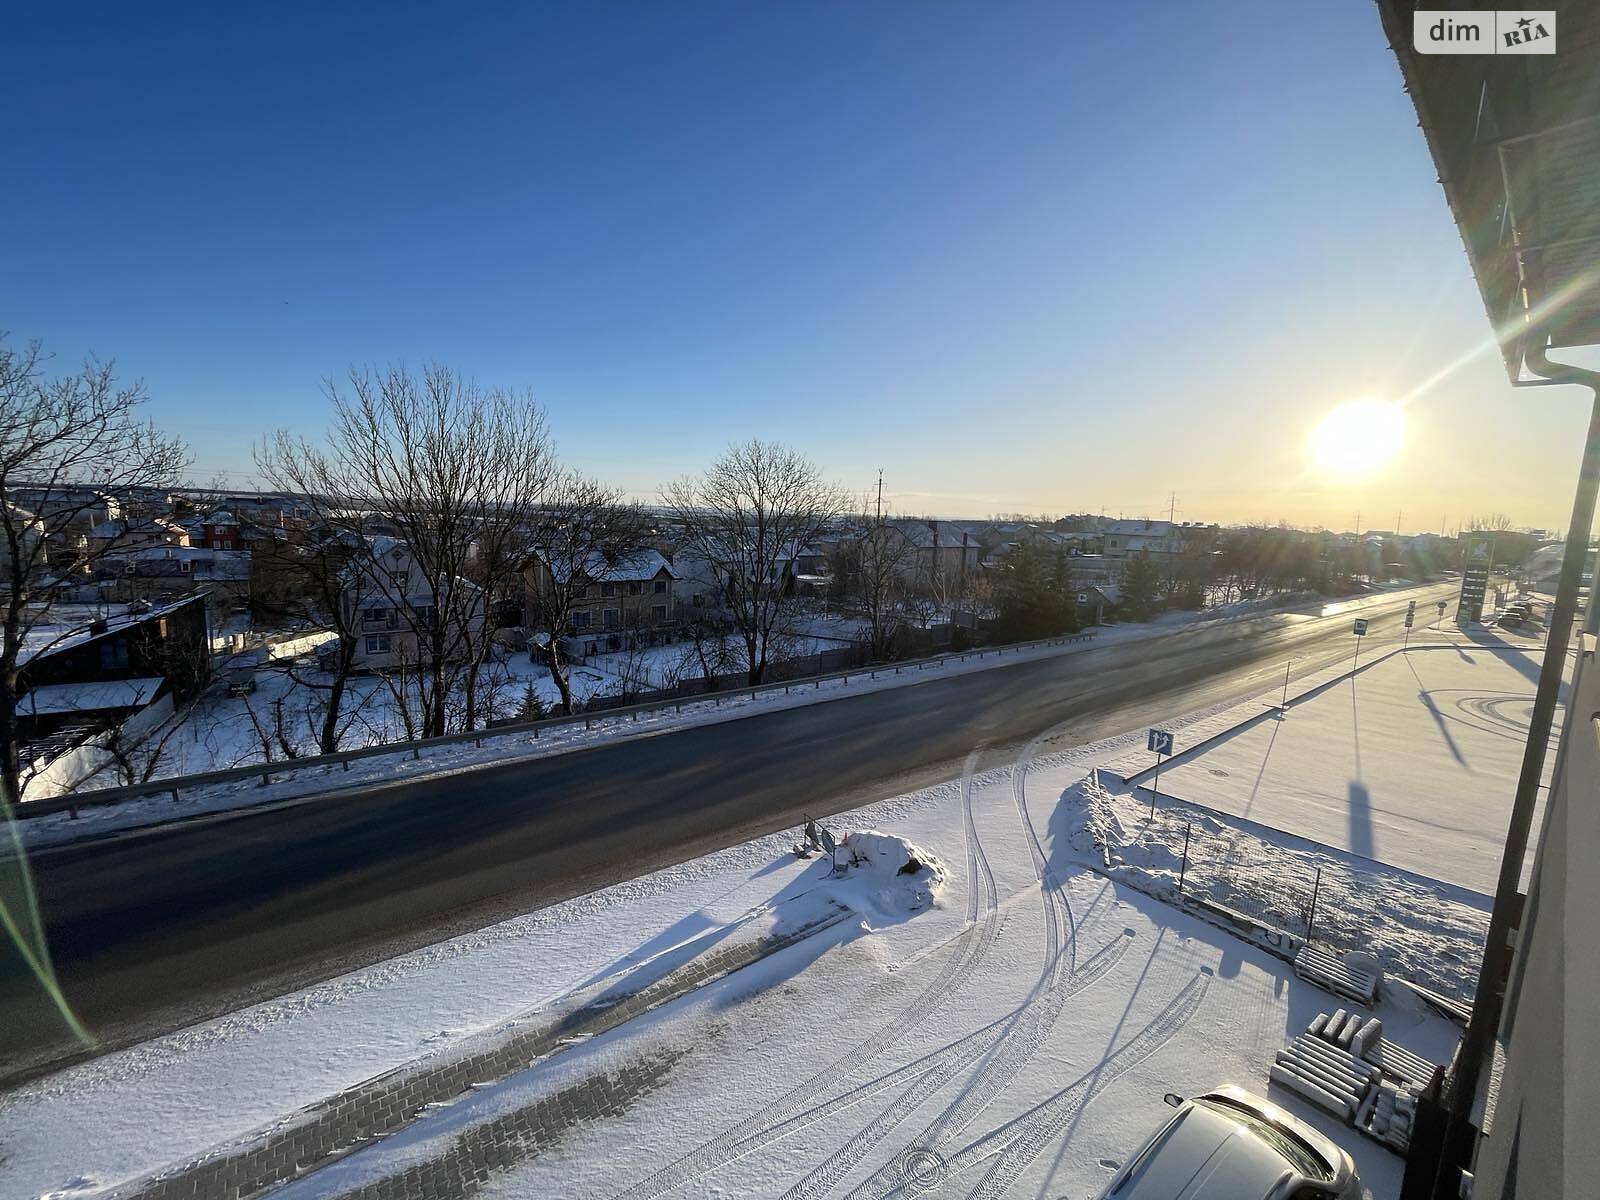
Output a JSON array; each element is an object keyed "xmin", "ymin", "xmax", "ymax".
[{"xmin": 3, "ymin": 2, "xmax": 1589, "ymax": 529}]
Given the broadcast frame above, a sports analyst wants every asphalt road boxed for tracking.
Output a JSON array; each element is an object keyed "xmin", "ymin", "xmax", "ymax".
[{"xmin": 1, "ymin": 584, "xmax": 1453, "ymax": 1086}]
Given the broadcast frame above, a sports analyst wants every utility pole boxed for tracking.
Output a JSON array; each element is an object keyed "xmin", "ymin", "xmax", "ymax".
[
  {"xmin": 1355, "ymin": 511, "xmax": 1362, "ymax": 537},
  {"xmin": 1395, "ymin": 510, "xmax": 1403, "ymax": 537},
  {"xmin": 1169, "ymin": 491, "xmax": 1176, "ymax": 523}
]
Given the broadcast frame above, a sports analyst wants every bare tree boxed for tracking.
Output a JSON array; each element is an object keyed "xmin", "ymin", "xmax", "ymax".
[
  {"xmin": 663, "ymin": 603, "xmax": 739, "ymax": 692},
  {"xmin": 524, "ymin": 476, "xmax": 648, "ymax": 714},
  {"xmin": 275, "ymin": 364, "xmax": 560, "ymax": 739},
  {"xmin": 0, "ymin": 338, "xmax": 189, "ymax": 811},
  {"xmin": 252, "ymin": 434, "xmax": 384, "ymax": 753},
  {"xmin": 660, "ymin": 441, "xmax": 846, "ymax": 686},
  {"xmin": 838, "ymin": 498, "xmax": 920, "ymax": 660}
]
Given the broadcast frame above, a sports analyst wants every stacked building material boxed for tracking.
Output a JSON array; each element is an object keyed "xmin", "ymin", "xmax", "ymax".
[{"xmin": 1271, "ymin": 1010, "xmax": 1437, "ymax": 1155}]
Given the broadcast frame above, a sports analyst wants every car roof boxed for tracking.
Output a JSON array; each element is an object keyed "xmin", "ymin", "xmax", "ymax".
[{"xmin": 1113, "ymin": 1105, "xmax": 1292, "ymax": 1200}]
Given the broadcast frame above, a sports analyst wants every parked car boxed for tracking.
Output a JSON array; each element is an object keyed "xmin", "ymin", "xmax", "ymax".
[{"xmin": 1095, "ymin": 1085, "xmax": 1360, "ymax": 1200}]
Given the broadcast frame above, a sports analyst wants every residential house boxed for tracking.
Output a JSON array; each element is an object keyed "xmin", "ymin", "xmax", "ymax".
[
  {"xmin": 86, "ymin": 514, "xmax": 190, "ymax": 555},
  {"xmin": 891, "ymin": 520, "xmax": 982, "ymax": 590},
  {"xmin": 1, "ymin": 503, "xmax": 46, "ymax": 586},
  {"xmin": 102, "ymin": 546, "xmax": 252, "ymax": 618},
  {"xmin": 343, "ymin": 537, "xmax": 487, "ymax": 672},
  {"xmin": 669, "ymin": 549, "xmax": 722, "ymax": 612},
  {"xmin": 525, "ymin": 548, "xmax": 677, "ymax": 657},
  {"xmin": 6, "ymin": 486, "xmax": 120, "ymax": 533},
  {"xmin": 196, "ymin": 509, "xmax": 243, "ymax": 550}
]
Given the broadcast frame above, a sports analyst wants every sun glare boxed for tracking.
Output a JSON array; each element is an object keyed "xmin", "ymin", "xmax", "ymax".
[{"xmin": 1306, "ymin": 400, "xmax": 1405, "ymax": 478}]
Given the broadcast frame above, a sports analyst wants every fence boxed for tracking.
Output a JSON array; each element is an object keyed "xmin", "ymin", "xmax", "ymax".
[
  {"xmin": 1083, "ymin": 773, "xmax": 1488, "ymax": 1004},
  {"xmin": 17, "ymin": 629, "xmax": 1098, "ymax": 821}
]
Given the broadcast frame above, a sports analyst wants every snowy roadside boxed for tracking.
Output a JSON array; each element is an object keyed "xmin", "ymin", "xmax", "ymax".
[
  {"xmin": 14, "ymin": 584, "xmax": 1445, "ymax": 853},
  {"xmin": 1073, "ymin": 768, "xmax": 1489, "ymax": 1000}
]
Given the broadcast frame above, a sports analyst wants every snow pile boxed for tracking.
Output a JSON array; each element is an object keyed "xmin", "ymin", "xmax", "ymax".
[
  {"xmin": 824, "ymin": 830, "xmax": 947, "ymax": 925},
  {"xmin": 1059, "ymin": 779, "xmax": 1488, "ymax": 999}
]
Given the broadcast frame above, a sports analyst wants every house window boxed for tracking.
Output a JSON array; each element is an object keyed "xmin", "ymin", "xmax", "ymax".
[
  {"xmin": 652, "ymin": 604, "xmax": 667, "ymax": 620},
  {"xmin": 365, "ymin": 635, "xmax": 391, "ymax": 654},
  {"xmin": 364, "ymin": 607, "xmax": 389, "ymax": 625},
  {"xmin": 571, "ymin": 611, "xmax": 592, "ymax": 629},
  {"xmin": 413, "ymin": 604, "xmax": 437, "ymax": 625},
  {"xmin": 627, "ymin": 581, "xmax": 642, "ymax": 595},
  {"xmin": 600, "ymin": 582, "xmax": 616, "ymax": 597},
  {"xmin": 180, "ymin": 560, "xmax": 193, "ymax": 573},
  {"xmin": 692, "ymin": 593, "xmax": 704, "ymax": 607},
  {"xmin": 603, "ymin": 608, "xmax": 619, "ymax": 627},
  {"xmin": 653, "ymin": 580, "xmax": 667, "ymax": 594},
  {"xmin": 98, "ymin": 641, "xmax": 131, "ymax": 669},
  {"xmin": 574, "ymin": 585, "xmax": 589, "ymax": 599}
]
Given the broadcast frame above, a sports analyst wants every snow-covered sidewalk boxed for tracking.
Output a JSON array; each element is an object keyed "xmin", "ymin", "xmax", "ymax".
[{"xmin": 1105, "ymin": 625, "xmax": 1555, "ymax": 896}]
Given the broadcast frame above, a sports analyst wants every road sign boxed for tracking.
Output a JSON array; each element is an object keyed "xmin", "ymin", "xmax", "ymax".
[
  {"xmin": 1459, "ymin": 536, "xmax": 1495, "ymax": 622},
  {"xmin": 1404, "ymin": 611, "xmax": 1414, "ymax": 628},
  {"xmin": 1437, "ymin": 600, "xmax": 1448, "ymax": 613},
  {"xmin": 1147, "ymin": 728, "xmax": 1174, "ymax": 756},
  {"xmin": 1352, "ymin": 618, "xmax": 1369, "ymax": 636}
]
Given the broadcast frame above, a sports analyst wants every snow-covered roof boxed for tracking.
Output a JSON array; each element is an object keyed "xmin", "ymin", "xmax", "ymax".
[
  {"xmin": 1104, "ymin": 519, "xmax": 1175, "ymax": 537},
  {"xmin": 88, "ymin": 516, "xmax": 184, "ymax": 539},
  {"xmin": 113, "ymin": 546, "xmax": 251, "ymax": 579},
  {"xmin": 20, "ymin": 676, "xmax": 164, "ymax": 716},
  {"xmin": 14, "ymin": 594, "xmax": 207, "ymax": 664},
  {"xmin": 541, "ymin": 548, "xmax": 676, "ymax": 584}
]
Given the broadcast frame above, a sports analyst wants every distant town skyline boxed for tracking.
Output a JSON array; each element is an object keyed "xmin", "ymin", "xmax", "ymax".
[{"xmin": 6, "ymin": 3, "xmax": 1595, "ymax": 531}]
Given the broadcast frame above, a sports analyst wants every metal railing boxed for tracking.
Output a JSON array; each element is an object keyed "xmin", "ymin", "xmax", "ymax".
[{"xmin": 18, "ymin": 630, "xmax": 1098, "ymax": 821}]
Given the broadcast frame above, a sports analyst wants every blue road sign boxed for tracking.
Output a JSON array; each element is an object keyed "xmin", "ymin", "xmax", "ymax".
[
  {"xmin": 1352, "ymin": 618, "xmax": 1369, "ymax": 636},
  {"xmin": 1147, "ymin": 728, "xmax": 1174, "ymax": 756}
]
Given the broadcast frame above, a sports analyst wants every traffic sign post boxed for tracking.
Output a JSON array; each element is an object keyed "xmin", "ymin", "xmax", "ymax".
[
  {"xmin": 1404, "ymin": 602, "xmax": 1415, "ymax": 649},
  {"xmin": 1147, "ymin": 728, "xmax": 1174, "ymax": 816},
  {"xmin": 820, "ymin": 826, "xmax": 838, "ymax": 873},
  {"xmin": 1435, "ymin": 598, "xmax": 1448, "ymax": 629},
  {"xmin": 1352, "ymin": 617, "xmax": 1368, "ymax": 674}
]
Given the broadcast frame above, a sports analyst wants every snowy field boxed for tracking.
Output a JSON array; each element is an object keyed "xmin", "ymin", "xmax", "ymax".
[
  {"xmin": 1145, "ymin": 629, "xmax": 1554, "ymax": 896},
  {"xmin": 0, "ymin": 705, "xmax": 1465, "ymax": 1200}
]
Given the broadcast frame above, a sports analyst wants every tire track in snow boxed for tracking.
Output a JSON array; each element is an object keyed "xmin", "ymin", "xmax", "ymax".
[
  {"xmin": 809, "ymin": 732, "xmax": 1135, "ymax": 1200},
  {"xmin": 957, "ymin": 970, "xmax": 1211, "ymax": 1200},
  {"xmin": 871, "ymin": 970, "xmax": 1210, "ymax": 1200},
  {"xmin": 609, "ymin": 749, "xmax": 1004, "ymax": 1200},
  {"xmin": 779, "ymin": 932, "xmax": 1131, "ymax": 1200}
]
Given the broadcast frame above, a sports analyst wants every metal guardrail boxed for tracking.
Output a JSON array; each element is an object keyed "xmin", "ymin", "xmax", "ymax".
[{"xmin": 19, "ymin": 631, "xmax": 1099, "ymax": 821}]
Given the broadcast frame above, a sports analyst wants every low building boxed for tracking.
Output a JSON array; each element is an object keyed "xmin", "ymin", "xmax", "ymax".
[
  {"xmin": 17, "ymin": 593, "xmax": 211, "ymax": 738},
  {"xmin": 1075, "ymin": 583, "xmax": 1119, "ymax": 626}
]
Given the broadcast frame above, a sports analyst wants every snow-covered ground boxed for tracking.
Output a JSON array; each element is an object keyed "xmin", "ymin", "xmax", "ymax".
[
  {"xmin": 0, "ymin": 668, "xmax": 1470, "ymax": 1200},
  {"xmin": 1134, "ymin": 628, "xmax": 1555, "ymax": 896}
]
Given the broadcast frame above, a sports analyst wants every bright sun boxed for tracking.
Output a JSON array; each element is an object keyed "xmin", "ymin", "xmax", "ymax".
[{"xmin": 1306, "ymin": 400, "xmax": 1406, "ymax": 477}]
